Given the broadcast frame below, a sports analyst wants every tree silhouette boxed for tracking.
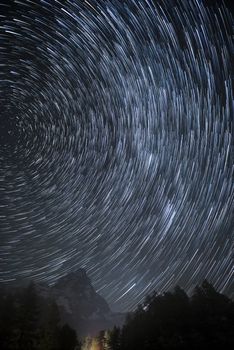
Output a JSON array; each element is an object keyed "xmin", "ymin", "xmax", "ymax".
[
  {"xmin": 108, "ymin": 280, "xmax": 234, "ymax": 350},
  {"xmin": 59, "ymin": 324, "xmax": 79, "ymax": 350},
  {"xmin": 38, "ymin": 300, "xmax": 60, "ymax": 350},
  {"xmin": 0, "ymin": 282, "xmax": 80, "ymax": 350},
  {"xmin": 0, "ymin": 293, "xmax": 19, "ymax": 350},
  {"xmin": 18, "ymin": 282, "xmax": 40, "ymax": 350}
]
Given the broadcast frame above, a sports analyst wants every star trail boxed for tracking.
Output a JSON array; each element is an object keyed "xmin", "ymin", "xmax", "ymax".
[{"xmin": 0, "ymin": 0, "xmax": 233, "ymax": 312}]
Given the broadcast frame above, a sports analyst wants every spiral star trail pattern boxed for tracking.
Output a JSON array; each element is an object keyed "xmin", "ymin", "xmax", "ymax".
[{"xmin": 0, "ymin": 0, "xmax": 233, "ymax": 311}]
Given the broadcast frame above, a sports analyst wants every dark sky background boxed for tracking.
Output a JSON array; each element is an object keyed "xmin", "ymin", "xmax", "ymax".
[{"xmin": 0, "ymin": 0, "xmax": 233, "ymax": 312}]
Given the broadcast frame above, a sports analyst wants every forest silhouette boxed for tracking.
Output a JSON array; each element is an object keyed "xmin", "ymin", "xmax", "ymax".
[
  {"xmin": 93, "ymin": 280, "xmax": 234, "ymax": 350},
  {"xmin": 0, "ymin": 280, "xmax": 233, "ymax": 350},
  {"xmin": 0, "ymin": 282, "xmax": 79, "ymax": 350}
]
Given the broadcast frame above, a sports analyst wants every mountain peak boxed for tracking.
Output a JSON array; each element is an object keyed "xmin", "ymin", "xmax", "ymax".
[
  {"xmin": 0, "ymin": 269, "xmax": 125, "ymax": 336},
  {"xmin": 53, "ymin": 268, "xmax": 92, "ymax": 292}
]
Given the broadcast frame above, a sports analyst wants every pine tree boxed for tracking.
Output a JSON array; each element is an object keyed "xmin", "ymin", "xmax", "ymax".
[
  {"xmin": 18, "ymin": 282, "xmax": 40, "ymax": 350},
  {"xmin": 38, "ymin": 300, "xmax": 60, "ymax": 350},
  {"xmin": 108, "ymin": 326, "xmax": 121, "ymax": 350},
  {"xmin": 0, "ymin": 293, "xmax": 19, "ymax": 350},
  {"xmin": 59, "ymin": 324, "xmax": 78, "ymax": 350}
]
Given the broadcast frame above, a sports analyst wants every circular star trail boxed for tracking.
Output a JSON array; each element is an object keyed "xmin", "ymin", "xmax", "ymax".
[{"xmin": 0, "ymin": 0, "xmax": 233, "ymax": 311}]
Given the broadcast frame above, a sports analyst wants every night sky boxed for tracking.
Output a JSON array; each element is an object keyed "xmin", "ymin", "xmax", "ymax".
[{"xmin": 0, "ymin": 0, "xmax": 233, "ymax": 312}]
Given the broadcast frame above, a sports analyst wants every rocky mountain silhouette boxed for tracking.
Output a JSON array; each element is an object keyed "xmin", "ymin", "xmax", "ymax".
[{"xmin": 1, "ymin": 269, "xmax": 125, "ymax": 336}]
